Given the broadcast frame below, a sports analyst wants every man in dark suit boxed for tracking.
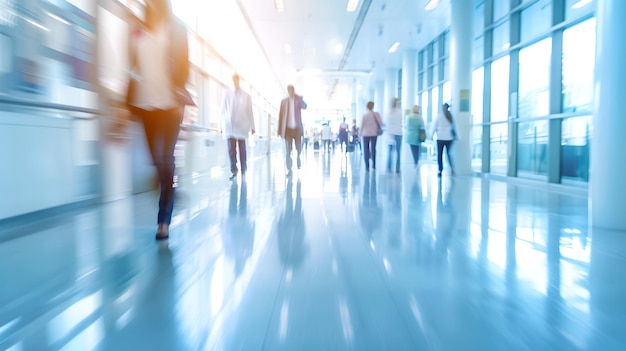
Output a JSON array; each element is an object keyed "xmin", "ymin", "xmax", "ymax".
[{"xmin": 278, "ymin": 85, "xmax": 307, "ymax": 176}]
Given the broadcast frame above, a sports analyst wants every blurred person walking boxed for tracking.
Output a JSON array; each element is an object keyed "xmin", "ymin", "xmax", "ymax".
[
  {"xmin": 278, "ymin": 85, "xmax": 307, "ymax": 176},
  {"xmin": 120, "ymin": 0, "xmax": 192, "ymax": 240},
  {"xmin": 222, "ymin": 73, "xmax": 255, "ymax": 180},
  {"xmin": 385, "ymin": 97, "xmax": 403, "ymax": 173},
  {"xmin": 405, "ymin": 105, "xmax": 426, "ymax": 167},
  {"xmin": 360, "ymin": 101, "xmax": 383, "ymax": 172},
  {"xmin": 321, "ymin": 123, "xmax": 333, "ymax": 152},
  {"xmin": 338, "ymin": 117, "xmax": 349, "ymax": 152},
  {"xmin": 431, "ymin": 103, "xmax": 457, "ymax": 177}
]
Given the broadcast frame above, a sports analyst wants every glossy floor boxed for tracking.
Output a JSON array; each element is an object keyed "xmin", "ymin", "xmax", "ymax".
[{"xmin": 1, "ymin": 148, "xmax": 625, "ymax": 351}]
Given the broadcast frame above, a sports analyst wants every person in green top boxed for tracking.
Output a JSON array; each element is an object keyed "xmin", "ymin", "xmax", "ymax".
[{"xmin": 405, "ymin": 105, "xmax": 426, "ymax": 167}]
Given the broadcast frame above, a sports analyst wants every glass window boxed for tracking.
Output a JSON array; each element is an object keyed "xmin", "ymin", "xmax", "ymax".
[
  {"xmin": 418, "ymin": 72, "xmax": 424, "ymax": 92},
  {"xmin": 472, "ymin": 125, "xmax": 483, "ymax": 172},
  {"xmin": 490, "ymin": 123, "xmax": 508, "ymax": 175},
  {"xmin": 562, "ymin": 116, "xmax": 591, "ymax": 181},
  {"xmin": 418, "ymin": 51, "xmax": 424, "ymax": 70},
  {"xmin": 442, "ymin": 81, "xmax": 451, "ymax": 105},
  {"xmin": 521, "ymin": 0, "xmax": 552, "ymax": 42},
  {"xmin": 490, "ymin": 55, "xmax": 510, "ymax": 122},
  {"xmin": 431, "ymin": 86, "xmax": 440, "ymax": 122},
  {"xmin": 492, "ymin": 21, "xmax": 510, "ymax": 55},
  {"xmin": 474, "ymin": 2, "xmax": 485, "ymax": 38},
  {"xmin": 441, "ymin": 59, "xmax": 448, "ymax": 82},
  {"xmin": 562, "ymin": 18, "xmax": 596, "ymax": 113},
  {"xmin": 472, "ymin": 67, "xmax": 484, "ymax": 124},
  {"xmin": 494, "ymin": 0, "xmax": 510, "ymax": 21},
  {"xmin": 566, "ymin": 0, "xmax": 596, "ymax": 21},
  {"xmin": 518, "ymin": 38, "xmax": 551, "ymax": 118},
  {"xmin": 421, "ymin": 91, "xmax": 430, "ymax": 123},
  {"xmin": 517, "ymin": 120, "xmax": 549, "ymax": 176},
  {"xmin": 473, "ymin": 37, "xmax": 484, "ymax": 68},
  {"xmin": 189, "ymin": 36, "xmax": 202, "ymax": 67},
  {"xmin": 428, "ymin": 66, "xmax": 434, "ymax": 87}
]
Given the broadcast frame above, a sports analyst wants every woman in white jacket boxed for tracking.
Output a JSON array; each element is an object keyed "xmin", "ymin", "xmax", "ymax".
[{"xmin": 431, "ymin": 103, "xmax": 457, "ymax": 176}]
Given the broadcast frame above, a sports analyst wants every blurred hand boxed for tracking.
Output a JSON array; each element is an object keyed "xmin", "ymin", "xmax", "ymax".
[
  {"xmin": 107, "ymin": 106, "xmax": 132, "ymax": 143},
  {"xmin": 251, "ymin": 129, "xmax": 256, "ymax": 135}
]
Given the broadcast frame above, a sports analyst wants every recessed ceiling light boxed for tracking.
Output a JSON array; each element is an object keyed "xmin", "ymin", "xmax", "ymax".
[
  {"xmin": 347, "ymin": 0, "xmax": 360, "ymax": 12},
  {"xmin": 274, "ymin": 0, "xmax": 285, "ymax": 13},
  {"xmin": 425, "ymin": 0, "xmax": 439, "ymax": 11},
  {"xmin": 388, "ymin": 42, "xmax": 400, "ymax": 53},
  {"xmin": 571, "ymin": 0, "xmax": 592, "ymax": 9}
]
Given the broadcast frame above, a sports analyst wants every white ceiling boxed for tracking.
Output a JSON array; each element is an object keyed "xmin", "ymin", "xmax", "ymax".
[{"xmin": 235, "ymin": 0, "xmax": 450, "ymax": 110}]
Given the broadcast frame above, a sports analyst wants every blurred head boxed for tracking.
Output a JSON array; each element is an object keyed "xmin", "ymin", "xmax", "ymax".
[
  {"xmin": 287, "ymin": 85, "xmax": 295, "ymax": 97},
  {"xmin": 145, "ymin": 0, "xmax": 171, "ymax": 26},
  {"xmin": 412, "ymin": 105, "xmax": 421, "ymax": 115},
  {"xmin": 367, "ymin": 101, "xmax": 374, "ymax": 110},
  {"xmin": 391, "ymin": 97, "xmax": 399, "ymax": 109},
  {"xmin": 232, "ymin": 74, "xmax": 240, "ymax": 89},
  {"xmin": 442, "ymin": 102, "xmax": 450, "ymax": 110}
]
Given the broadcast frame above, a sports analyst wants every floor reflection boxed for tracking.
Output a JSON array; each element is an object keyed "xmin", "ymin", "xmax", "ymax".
[{"xmin": 0, "ymin": 151, "xmax": 625, "ymax": 350}]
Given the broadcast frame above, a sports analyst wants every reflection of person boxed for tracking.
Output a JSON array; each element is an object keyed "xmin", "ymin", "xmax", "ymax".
[
  {"xmin": 434, "ymin": 178, "xmax": 456, "ymax": 260},
  {"xmin": 278, "ymin": 85, "xmax": 307, "ymax": 176},
  {"xmin": 222, "ymin": 73, "xmax": 255, "ymax": 180},
  {"xmin": 222, "ymin": 182, "xmax": 255, "ymax": 276},
  {"xmin": 385, "ymin": 98, "xmax": 403, "ymax": 173},
  {"xmin": 122, "ymin": 0, "xmax": 191, "ymax": 240},
  {"xmin": 360, "ymin": 101, "xmax": 383, "ymax": 171},
  {"xmin": 431, "ymin": 103, "xmax": 456, "ymax": 177},
  {"xmin": 359, "ymin": 172, "xmax": 381, "ymax": 240},
  {"xmin": 277, "ymin": 179, "xmax": 306, "ymax": 268},
  {"xmin": 405, "ymin": 105, "xmax": 425, "ymax": 166}
]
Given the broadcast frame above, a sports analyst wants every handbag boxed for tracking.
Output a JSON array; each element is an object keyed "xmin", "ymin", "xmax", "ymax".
[
  {"xmin": 373, "ymin": 112, "xmax": 383, "ymax": 136},
  {"xmin": 419, "ymin": 128, "xmax": 426, "ymax": 142}
]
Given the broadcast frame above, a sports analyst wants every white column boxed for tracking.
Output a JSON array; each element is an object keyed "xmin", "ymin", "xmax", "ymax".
[
  {"xmin": 590, "ymin": 0, "xmax": 626, "ymax": 230},
  {"xmin": 402, "ymin": 49, "xmax": 417, "ymax": 113},
  {"xmin": 450, "ymin": 0, "xmax": 473, "ymax": 175},
  {"xmin": 374, "ymin": 80, "xmax": 385, "ymax": 114},
  {"xmin": 384, "ymin": 68, "xmax": 398, "ymax": 113}
]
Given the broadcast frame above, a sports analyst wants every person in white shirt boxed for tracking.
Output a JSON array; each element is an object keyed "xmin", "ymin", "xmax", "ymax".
[
  {"xmin": 222, "ymin": 74, "xmax": 255, "ymax": 180},
  {"xmin": 431, "ymin": 103, "xmax": 457, "ymax": 176},
  {"xmin": 385, "ymin": 98, "xmax": 403, "ymax": 173},
  {"xmin": 121, "ymin": 0, "xmax": 191, "ymax": 240},
  {"xmin": 321, "ymin": 123, "xmax": 333, "ymax": 152}
]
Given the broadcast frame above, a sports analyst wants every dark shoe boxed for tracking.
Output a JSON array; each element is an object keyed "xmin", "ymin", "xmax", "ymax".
[
  {"xmin": 437, "ymin": 172, "xmax": 442, "ymax": 177},
  {"xmin": 297, "ymin": 157, "xmax": 301, "ymax": 169},
  {"xmin": 365, "ymin": 167, "xmax": 370, "ymax": 172},
  {"xmin": 156, "ymin": 224, "xmax": 169, "ymax": 240},
  {"xmin": 229, "ymin": 173, "xmax": 237, "ymax": 181},
  {"xmin": 286, "ymin": 169, "xmax": 293, "ymax": 177}
]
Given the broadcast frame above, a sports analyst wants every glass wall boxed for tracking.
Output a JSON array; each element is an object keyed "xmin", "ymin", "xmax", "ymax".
[
  {"xmin": 518, "ymin": 38, "xmax": 551, "ymax": 119},
  {"xmin": 562, "ymin": 18, "xmax": 596, "ymax": 113},
  {"xmin": 490, "ymin": 55, "xmax": 510, "ymax": 123},
  {"xmin": 416, "ymin": 0, "xmax": 596, "ymax": 184}
]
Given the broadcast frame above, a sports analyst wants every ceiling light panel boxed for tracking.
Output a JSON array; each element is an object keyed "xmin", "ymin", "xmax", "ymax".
[
  {"xmin": 274, "ymin": 0, "xmax": 285, "ymax": 13},
  {"xmin": 425, "ymin": 0, "xmax": 439, "ymax": 11},
  {"xmin": 347, "ymin": 0, "xmax": 360, "ymax": 12},
  {"xmin": 388, "ymin": 42, "xmax": 400, "ymax": 53}
]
